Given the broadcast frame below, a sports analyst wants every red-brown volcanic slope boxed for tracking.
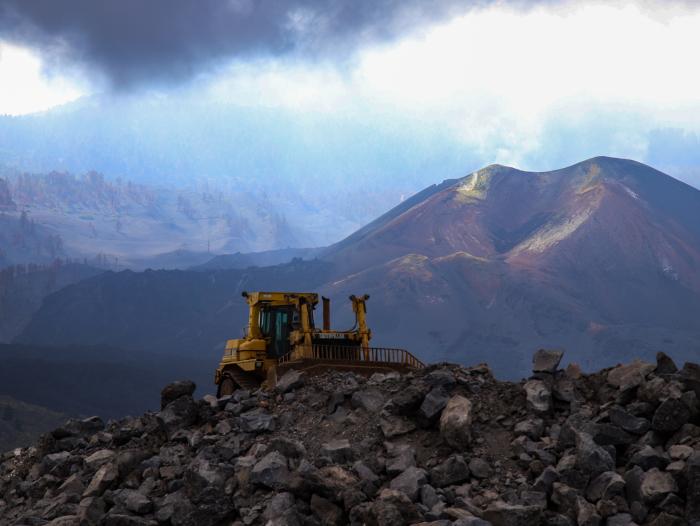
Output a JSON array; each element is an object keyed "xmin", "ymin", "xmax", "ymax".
[{"xmin": 320, "ymin": 157, "xmax": 700, "ymax": 377}]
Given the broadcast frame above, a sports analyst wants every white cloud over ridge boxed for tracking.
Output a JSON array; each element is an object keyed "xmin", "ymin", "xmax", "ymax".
[{"xmin": 203, "ymin": 2, "xmax": 700, "ymax": 175}]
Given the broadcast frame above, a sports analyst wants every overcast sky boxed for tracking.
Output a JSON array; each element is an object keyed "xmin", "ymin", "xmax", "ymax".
[{"xmin": 1, "ymin": 0, "xmax": 700, "ymax": 188}]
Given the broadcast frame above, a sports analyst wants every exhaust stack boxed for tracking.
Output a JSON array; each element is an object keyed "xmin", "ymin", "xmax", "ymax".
[{"xmin": 322, "ymin": 296, "xmax": 331, "ymax": 330}]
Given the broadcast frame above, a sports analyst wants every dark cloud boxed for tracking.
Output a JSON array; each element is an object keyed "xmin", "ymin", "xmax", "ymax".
[{"xmin": 0, "ymin": 0, "xmax": 542, "ymax": 89}]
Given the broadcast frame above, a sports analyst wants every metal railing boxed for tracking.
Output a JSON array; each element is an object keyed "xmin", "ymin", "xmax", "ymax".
[{"xmin": 278, "ymin": 344, "xmax": 425, "ymax": 369}]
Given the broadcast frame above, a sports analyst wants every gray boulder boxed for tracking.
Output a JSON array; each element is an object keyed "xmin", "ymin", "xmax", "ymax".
[
  {"xmin": 533, "ymin": 349, "xmax": 564, "ymax": 373},
  {"xmin": 640, "ymin": 468, "xmax": 677, "ymax": 504},
  {"xmin": 390, "ymin": 466, "xmax": 427, "ymax": 501},
  {"xmin": 586, "ymin": 471, "xmax": 625, "ymax": 502},
  {"xmin": 419, "ymin": 387, "xmax": 449, "ymax": 427},
  {"xmin": 482, "ymin": 501, "xmax": 541, "ymax": 526},
  {"xmin": 468, "ymin": 457, "xmax": 493, "ymax": 480},
  {"xmin": 160, "ymin": 380, "xmax": 196, "ymax": 409},
  {"xmin": 651, "ymin": 399, "xmax": 690, "ymax": 432},
  {"xmin": 250, "ymin": 451, "xmax": 290, "ymax": 490},
  {"xmin": 429, "ymin": 455, "xmax": 470, "ymax": 487},
  {"xmin": 351, "ymin": 389, "xmax": 386, "ymax": 412},
  {"xmin": 239, "ymin": 409, "xmax": 277, "ymax": 433},
  {"xmin": 320, "ymin": 439, "xmax": 354, "ymax": 464},
  {"xmin": 524, "ymin": 379, "xmax": 551, "ymax": 414},
  {"xmin": 575, "ymin": 433, "xmax": 614, "ymax": 477},
  {"xmin": 276, "ymin": 370, "xmax": 306, "ymax": 393},
  {"xmin": 609, "ymin": 406, "xmax": 650, "ymax": 435},
  {"xmin": 439, "ymin": 395, "xmax": 473, "ymax": 450}
]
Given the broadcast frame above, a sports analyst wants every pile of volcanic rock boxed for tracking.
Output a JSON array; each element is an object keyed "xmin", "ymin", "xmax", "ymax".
[{"xmin": 1, "ymin": 350, "xmax": 699, "ymax": 526}]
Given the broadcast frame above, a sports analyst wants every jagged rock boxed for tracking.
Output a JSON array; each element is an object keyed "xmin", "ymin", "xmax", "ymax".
[
  {"xmin": 390, "ymin": 466, "xmax": 427, "ymax": 501},
  {"xmin": 102, "ymin": 515, "xmax": 157, "ymax": 526},
  {"xmin": 58, "ymin": 474, "xmax": 85, "ymax": 496},
  {"xmin": 514, "ymin": 418, "xmax": 545, "ymax": 440},
  {"xmin": 651, "ymin": 399, "xmax": 690, "ymax": 432},
  {"xmin": 426, "ymin": 369, "xmax": 456, "ymax": 387},
  {"xmin": 607, "ymin": 361, "xmax": 655, "ymax": 390},
  {"xmin": 575, "ymin": 433, "xmax": 614, "ymax": 477},
  {"xmin": 468, "ymin": 458, "xmax": 493, "ymax": 480},
  {"xmin": 386, "ymin": 385, "xmax": 425, "ymax": 415},
  {"xmin": 250, "ymin": 451, "xmax": 290, "ymax": 490},
  {"xmin": 43, "ymin": 451, "xmax": 73, "ymax": 474},
  {"xmin": 609, "ymin": 406, "xmax": 650, "ymax": 435},
  {"xmin": 586, "ymin": 471, "xmax": 625, "ymax": 502},
  {"xmin": 553, "ymin": 372, "xmax": 577, "ymax": 403},
  {"xmin": 160, "ymin": 380, "xmax": 196, "ymax": 409},
  {"xmin": 354, "ymin": 460, "xmax": 380, "ymax": 484},
  {"xmin": 524, "ymin": 379, "xmax": 551, "ymax": 413},
  {"xmin": 575, "ymin": 495, "xmax": 602, "ymax": 526},
  {"xmin": 263, "ymin": 492, "xmax": 296, "ymax": 522},
  {"xmin": 638, "ymin": 378, "xmax": 683, "ymax": 406},
  {"xmin": 268, "ymin": 436, "xmax": 307, "ymax": 458},
  {"xmin": 239, "ymin": 408, "xmax": 276, "ymax": 433},
  {"xmin": 311, "ymin": 493, "xmax": 344, "ymax": 525},
  {"xmin": 276, "ymin": 370, "xmax": 306, "ymax": 393},
  {"xmin": 124, "ymin": 490, "xmax": 153, "ymax": 515},
  {"xmin": 628, "ymin": 446, "xmax": 670, "ymax": 471},
  {"xmin": 84, "ymin": 449, "xmax": 116, "ymax": 469},
  {"xmin": 351, "ymin": 389, "xmax": 385, "ymax": 412},
  {"xmin": 419, "ymin": 387, "xmax": 449, "ymax": 426},
  {"xmin": 379, "ymin": 414, "xmax": 416, "ymax": 438},
  {"xmin": 605, "ymin": 513, "xmax": 635, "ymax": 526},
  {"xmin": 482, "ymin": 501, "xmax": 541, "ymax": 526},
  {"xmin": 532, "ymin": 466, "xmax": 559, "ymax": 495},
  {"xmin": 439, "ymin": 395, "xmax": 473, "ymax": 449},
  {"xmin": 4, "ymin": 359, "xmax": 700, "ymax": 526},
  {"xmin": 430, "ymin": 455, "xmax": 470, "ymax": 487},
  {"xmin": 641, "ymin": 468, "xmax": 678, "ymax": 504},
  {"xmin": 420, "ymin": 484, "xmax": 440, "ymax": 509},
  {"xmin": 78, "ymin": 496, "xmax": 106, "ymax": 525},
  {"xmin": 454, "ymin": 519, "xmax": 494, "ymax": 526},
  {"xmin": 533, "ymin": 349, "xmax": 564, "ymax": 373},
  {"xmin": 583, "ymin": 422, "xmax": 635, "ymax": 446},
  {"xmin": 680, "ymin": 362, "xmax": 700, "ymax": 398},
  {"xmin": 655, "ymin": 352, "xmax": 678, "ymax": 375},
  {"xmin": 320, "ymin": 439, "xmax": 354, "ymax": 464},
  {"xmin": 52, "ymin": 416, "xmax": 105, "ymax": 439},
  {"xmin": 385, "ymin": 443, "xmax": 416, "ymax": 476},
  {"xmin": 84, "ymin": 463, "xmax": 119, "ymax": 497},
  {"xmin": 646, "ymin": 512, "xmax": 685, "ymax": 526},
  {"xmin": 686, "ymin": 452, "xmax": 700, "ymax": 520},
  {"xmin": 158, "ymin": 395, "xmax": 198, "ymax": 430}
]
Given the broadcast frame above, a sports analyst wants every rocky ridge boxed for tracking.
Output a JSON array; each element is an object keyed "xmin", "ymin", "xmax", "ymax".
[{"xmin": 1, "ymin": 350, "xmax": 700, "ymax": 525}]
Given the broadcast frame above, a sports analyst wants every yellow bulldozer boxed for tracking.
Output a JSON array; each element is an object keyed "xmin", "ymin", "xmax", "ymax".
[{"xmin": 214, "ymin": 291, "xmax": 424, "ymax": 395}]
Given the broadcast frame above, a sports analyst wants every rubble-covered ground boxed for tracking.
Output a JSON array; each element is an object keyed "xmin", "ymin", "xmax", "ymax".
[{"xmin": 2, "ymin": 350, "xmax": 700, "ymax": 526}]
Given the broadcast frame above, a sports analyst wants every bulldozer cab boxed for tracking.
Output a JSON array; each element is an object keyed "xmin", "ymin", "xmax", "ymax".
[{"xmin": 259, "ymin": 305, "xmax": 296, "ymax": 357}]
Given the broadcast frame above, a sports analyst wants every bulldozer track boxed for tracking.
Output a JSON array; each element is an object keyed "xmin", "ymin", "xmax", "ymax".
[{"xmin": 226, "ymin": 367, "xmax": 261, "ymax": 391}]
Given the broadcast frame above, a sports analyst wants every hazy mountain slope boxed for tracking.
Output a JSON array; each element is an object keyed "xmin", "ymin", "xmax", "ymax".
[
  {"xmin": 16, "ymin": 260, "xmax": 335, "ymax": 356},
  {"xmin": 193, "ymin": 247, "xmax": 324, "ymax": 271},
  {"xmin": 0, "ymin": 395, "xmax": 66, "ymax": 453},
  {"xmin": 0, "ymin": 171, "xmax": 302, "ymax": 268},
  {"xmin": 0, "ymin": 96, "xmax": 457, "ymax": 249},
  {"xmin": 0, "ymin": 262, "xmax": 103, "ymax": 343},
  {"xmin": 0, "ymin": 344, "xmax": 215, "ymax": 419},
  {"xmin": 0, "ymin": 211, "xmax": 66, "ymax": 267},
  {"xmin": 15, "ymin": 157, "xmax": 700, "ymax": 378}
]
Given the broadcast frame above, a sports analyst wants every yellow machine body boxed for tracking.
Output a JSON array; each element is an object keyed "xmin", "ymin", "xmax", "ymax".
[{"xmin": 214, "ymin": 291, "xmax": 423, "ymax": 395}]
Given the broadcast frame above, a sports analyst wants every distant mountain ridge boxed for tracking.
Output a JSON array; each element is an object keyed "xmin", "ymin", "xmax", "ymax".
[
  {"xmin": 0, "ymin": 171, "xmax": 300, "ymax": 268},
  {"xmin": 15, "ymin": 157, "xmax": 700, "ymax": 380}
]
